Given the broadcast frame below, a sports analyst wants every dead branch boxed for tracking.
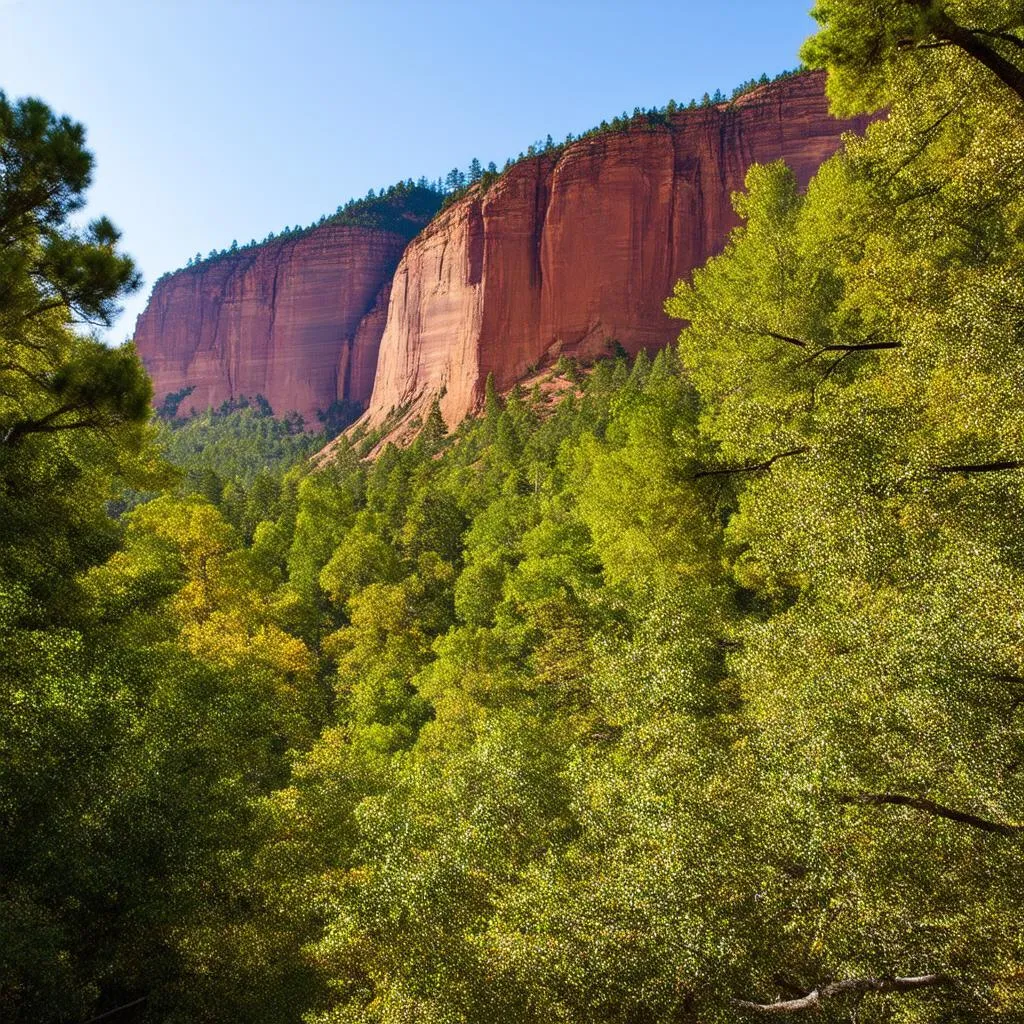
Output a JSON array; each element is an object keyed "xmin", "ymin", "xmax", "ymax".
[
  {"xmin": 841, "ymin": 792, "xmax": 1024, "ymax": 837},
  {"xmin": 734, "ymin": 974, "xmax": 947, "ymax": 1014}
]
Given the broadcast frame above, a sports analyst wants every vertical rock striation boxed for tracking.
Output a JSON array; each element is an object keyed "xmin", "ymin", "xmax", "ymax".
[
  {"xmin": 135, "ymin": 225, "xmax": 424, "ymax": 425},
  {"xmin": 361, "ymin": 71, "xmax": 873, "ymax": 434},
  {"xmin": 135, "ymin": 73, "xmax": 871, "ymax": 441}
]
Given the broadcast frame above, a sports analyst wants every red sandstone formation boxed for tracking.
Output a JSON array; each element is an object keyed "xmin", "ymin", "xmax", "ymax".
[
  {"xmin": 361, "ymin": 72, "xmax": 873, "ymax": 435},
  {"xmin": 135, "ymin": 73, "xmax": 870, "ymax": 440},
  {"xmin": 135, "ymin": 226, "xmax": 416, "ymax": 425}
]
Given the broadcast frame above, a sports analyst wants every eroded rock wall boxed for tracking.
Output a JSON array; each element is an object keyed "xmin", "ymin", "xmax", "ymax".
[
  {"xmin": 135, "ymin": 226, "xmax": 414, "ymax": 424},
  {"xmin": 361, "ymin": 72, "xmax": 872, "ymax": 432}
]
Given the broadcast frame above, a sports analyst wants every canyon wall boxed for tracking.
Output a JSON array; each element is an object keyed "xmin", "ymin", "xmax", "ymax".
[
  {"xmin": 135, "ymin": 223, "xmax": 425, "ymax": 425},
  {"xmin": 363, "ymin": 72, "xmax": 873, "ymax": 433},
  {"xmin": 135, "ymin": 73, "xmax": 871, "ymax": 438}
]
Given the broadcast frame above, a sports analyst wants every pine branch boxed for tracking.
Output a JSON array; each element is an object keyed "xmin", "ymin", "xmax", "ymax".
[{"xmin": 2, "ymin": 402, "xmax": 113, "ymax": 445}]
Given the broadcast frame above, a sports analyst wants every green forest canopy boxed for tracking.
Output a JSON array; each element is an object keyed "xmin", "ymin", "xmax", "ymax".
[{"xmin": 3, "ymin": 2, "xmax": 1024, "ymax": 1022}]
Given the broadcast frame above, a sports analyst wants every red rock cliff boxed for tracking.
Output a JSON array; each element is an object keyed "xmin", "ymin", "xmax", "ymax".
[
  {"xmin": 362, "ymin": 72, "xmax": 873, "ymax": 433},
  {"xmin": 135, "ymin": 225, "xmax": 415, "ymax": 424}
]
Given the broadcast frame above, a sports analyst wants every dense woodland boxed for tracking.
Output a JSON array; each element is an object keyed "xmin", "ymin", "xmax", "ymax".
[{"xmin": 3, "ymin": 2, "xmax": 1024, "ymax": 1022}]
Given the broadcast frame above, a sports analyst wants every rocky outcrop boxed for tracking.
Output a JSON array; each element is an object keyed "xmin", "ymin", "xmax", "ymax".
[
  {"xmin": 135, "ymin": 222, "xmax": 429, "ymax": 425},
  {"xmin": 361, "ymin": 72, "xmax": 873, "ymax": 433},
  {"xmin": 136, "ymin": 73, "xmax": 870, "ymax": 439}
]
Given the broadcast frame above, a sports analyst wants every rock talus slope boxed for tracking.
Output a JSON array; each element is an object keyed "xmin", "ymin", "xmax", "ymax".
[{"xmin": 362, "ymin": 72, "xmax": 873, "ymax": 433}]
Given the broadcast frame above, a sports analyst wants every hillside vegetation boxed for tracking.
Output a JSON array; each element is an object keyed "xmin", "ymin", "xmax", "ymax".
[{"xmin": 2, "ymin": 2, "xmax": 1023, "ymax": 1022}]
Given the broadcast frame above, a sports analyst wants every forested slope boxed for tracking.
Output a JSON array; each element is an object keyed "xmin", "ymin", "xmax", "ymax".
[{"xmin": 2, "ymin": 2, "xmax": 1024, "ymax": 1022}]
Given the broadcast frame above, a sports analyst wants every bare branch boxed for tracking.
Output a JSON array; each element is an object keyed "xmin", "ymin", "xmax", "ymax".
[
  {"xmin": 734, "ymin": 974, "xmax": 947, "ymax": 1014},
  {"xmin": 841, "ymin": 792, "xmax": 1024, "ymax": 837},
  {"xmin": 818, "ymin": 341, "xmax": 902, "ymax": 353},
  {"xmin": 762, "ymin": 330, "xmax": 809, "ymax": 349},
  {"xmin": 692, "ymin": 446, "xmax": 808, "ymax": 480},
  {"xmin": 757, "ymin": 328, "xmax": 902, "ymax": 367},
  {"xmin": 928, "ymin": 459, "xmax": 1024, "ymax": 475},
  {"xmin": 795, "ymin": 340, "xmax": 902, "ymax": 370},
  {"xmin": 965, "ymin": 27, "xmax": 1024, "ymax": 51},
  {"xmin": 80, "ymin": 996, "xmax": 148, "ymax": 1024},
  {"xmin": 898, "ymin": 39, "xmax": 956, "ymax": 51}
]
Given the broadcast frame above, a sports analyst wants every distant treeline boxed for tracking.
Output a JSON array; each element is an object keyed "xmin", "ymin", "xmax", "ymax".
[
  {"xmin": 154, "ymin": 182, "xmax": 443, "ymax": 285},
  {"xmin": 438, "ymin": 67, "xmax": 806, "ymax": 209},
  {"xmin": 157, "ymin": 67, "xmax": 804, "ymax": 282}
]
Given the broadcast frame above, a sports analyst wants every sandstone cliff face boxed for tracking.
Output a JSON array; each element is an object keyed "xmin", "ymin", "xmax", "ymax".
[
  {"xmin": 362, "ymin": 72, "xmax": 873, "ymax": 432},
  {"xmin": 136, "ymin": 74, "xmax": 869, "ymax": 439},
  {"xmin": 135, "ymin": 226, "xmax": 413, "ymax": 424}
]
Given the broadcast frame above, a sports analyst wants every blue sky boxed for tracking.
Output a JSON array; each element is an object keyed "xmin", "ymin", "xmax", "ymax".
[{"xmin": 0, "ymin": 0, "xmax": 822, "ymax": 340}]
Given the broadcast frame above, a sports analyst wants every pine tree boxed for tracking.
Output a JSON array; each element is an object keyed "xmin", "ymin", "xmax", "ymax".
[
  {"xmin": 444, "ymin": 167, "xmax": 465, "ymax": 193},
  {"xmin": 415, "ymin": 396, "xmax": 448, "ymax": 456}
]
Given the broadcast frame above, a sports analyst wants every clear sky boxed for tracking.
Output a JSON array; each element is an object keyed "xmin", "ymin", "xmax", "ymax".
[{"xmin": 0, "ymin": 0, "xmax": 821, "ymax": 341}]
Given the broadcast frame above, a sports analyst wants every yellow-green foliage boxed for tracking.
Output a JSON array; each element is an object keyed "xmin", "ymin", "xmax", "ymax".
[{"xmin": 5, "ymin": 6, "xmax": 1024, "ymax": 1022}]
